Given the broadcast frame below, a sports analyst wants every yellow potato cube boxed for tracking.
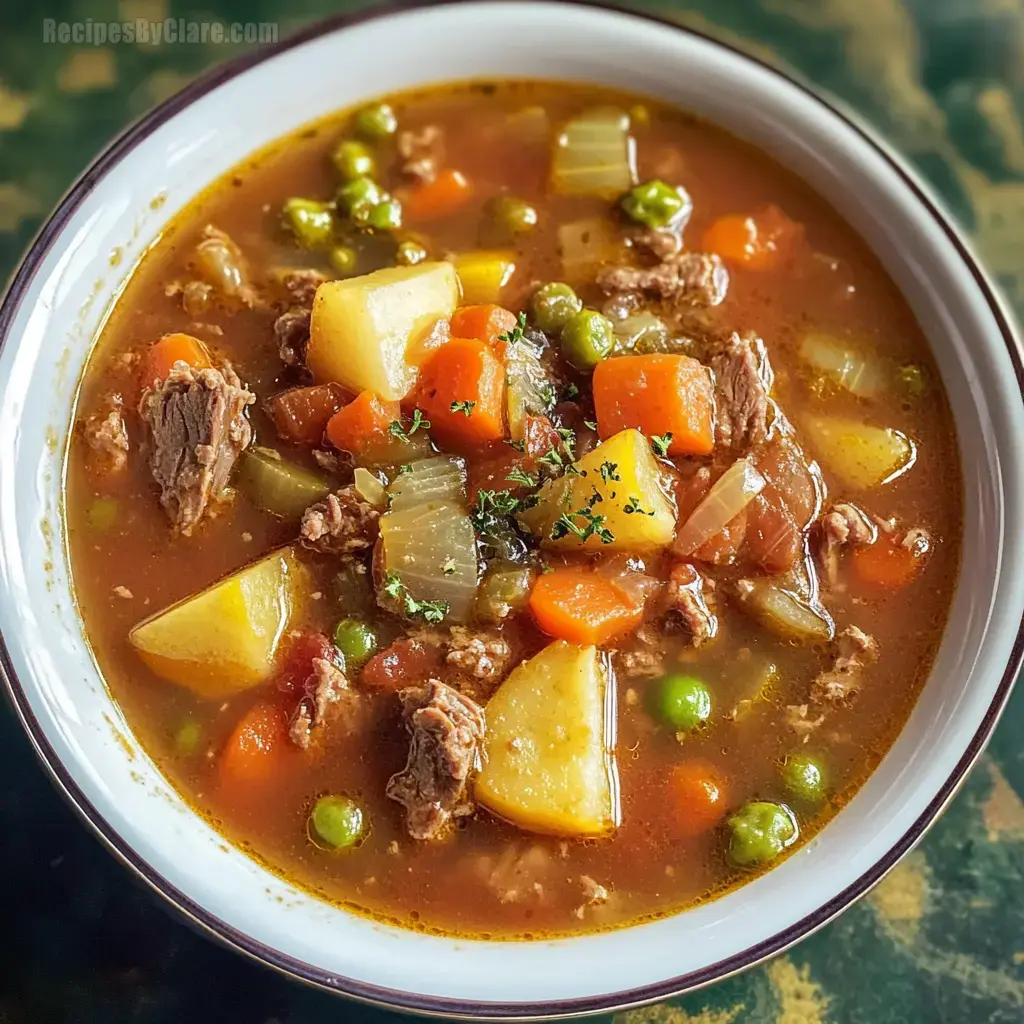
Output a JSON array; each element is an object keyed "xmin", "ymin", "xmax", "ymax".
[
  {"xmin": 804, "ymin": 415, "xmax": 914, "ymax": 490},
  {"xmin": 519, "ymin": 428, "xmax": 676, "ymax": 553},
  {"xmin": 307, "ymin": 261, "xmax": 459, "ymax": 400},
  {"xmin": 452, "ymin": 251, "xmax": 516, "ymax": 305},
  {"xmin": 476, "ymin": 641, "xmax": 618, "ymax": 836},
  {"xmin": 129, "ymin": 547, "xmax": 299, "ymax": 699}
]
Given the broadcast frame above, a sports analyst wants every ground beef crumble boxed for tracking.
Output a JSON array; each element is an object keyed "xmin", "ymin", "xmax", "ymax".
[
  {"xmin": 398, "ymin": 125, "xmax": 445, "ymax": 183},
  {"xmin": 85, "ymin": 393, "xmax": 129, "ymax": 473},
  {"xmin": 661, "ymin": 561, "xmax": 718, "ymax": 646},
  {"xmin": 299, "ymin": 485, "xmax": 380, "ymax": 555},
  {"xmin": 139, "ymin": 361, "xmax": 253, "ymax": 534},
  {"xmin": 810, "ymin": 625, "xmax": 878, "ymax": 705},
  {"xmin": 386, "ymin": 680, "xmax": 486, "ymax": 840},
  {"xmin": 445, "ymin": 626, "xmax": 512, "ymax": 683}
]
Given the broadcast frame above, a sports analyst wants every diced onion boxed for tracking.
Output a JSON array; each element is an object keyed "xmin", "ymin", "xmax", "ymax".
[
  {"xmin": 612, "ymin": 311, "xmax": 669, "ymax": 354},
  {"xmin": 799, "ymin": 331, "xmax": 884, "ymax": 399},
  {"xmin": 552, "ymin": 108, "xmax": 637, "ymax": 197},
  {"xmin": 674, "ymin": 458, "xmax": 767, "ymax": 556},
  {"xmin": 734, "ymin": 578, "xmax": 834, "ymax": 642},
  {"xmin": 557, "ymin": 218, "xmax": 625, "ymax": 281},
  {"xmin": 354, "ymin": 467, "xmax": 387, "ymax": 508},
  {"xmin": 507, "ymin": 342, "xmax": 554, "ymax": 439},
  {"xmin": 388, "ymin": 456, "xmax": 467, "ymax": 512},
  {"xmin": 595, "ymin": 554, "xmax": 661, "ymax": 604},
  {"xmin": 379, "ymin": 499, "xmax": 479, "ymax": 622}
]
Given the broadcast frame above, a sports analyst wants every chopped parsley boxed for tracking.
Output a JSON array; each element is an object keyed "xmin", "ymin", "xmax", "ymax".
[
  {"xmin": 538, "ymin": 447, "xmax": 565, "ymax": 469},
  {"xmin": 382, "ymin": 571, "xmax": 448, "ymax": 624},
  {"xmin": 599, "ymin": 461, "xmax": 621, "ymax": 484},
  {"xmin": 583, "ymin": 420, "xmax": 598, "ymax": 431},
  {"xmin": 650, "ymin": 432, "xmax": 673, "ymax": 458},
  {"xmin": 623, "ymin": 495, "xmax": 655, "ymax": 516},
  {"xmin": 498, "ymin": 310, "xmax": 527, "ymax": 346},
  {"xmin": 537, "ymin": 381, "xmax": 557, "ymax": 410},
  {"xmin": 506, "ymin": 466, "xmax": 539, "ymax": 488},
  {"xmin": 564, "ymin": 383, "xmax": 580, "ymax": 400},
  {"xmin": 388, "ymin": 408, "xmax": 431, "ymax": 442},
  {"xmin": 450, "ymin": 400, "xmax": 476, "ymax": 416},
  {"xmin": 397, "ymin": 463, "xmax": 413, "ymax": 476},
  {"xmin": 551, "ymin": 506, "xmax": 615, "ymax": 545},
  {"xmin": 504, "ymin": 438, "xmax": 526, "ymax": 452}
]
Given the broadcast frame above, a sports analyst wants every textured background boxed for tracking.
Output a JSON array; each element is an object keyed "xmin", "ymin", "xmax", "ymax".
[{"xmin": 1, "ymin": 1, "xmax": 1023, "ymax": 1021}]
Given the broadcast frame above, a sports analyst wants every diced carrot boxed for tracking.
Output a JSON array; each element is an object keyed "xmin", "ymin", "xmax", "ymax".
[
  {"xmin": 702, "ymin": 204, "xmax": 803, "ymax": 271},
  {"xmin": 592, "ymin": 354, "xmax": 715, "ymax": 456},
  {"xmin": 529, "ymin": 567, "xmax": 645, "ymax": 645},
  {"xmin": 143, "ymin": 332, "xmax": 212, "ymax": 386},
  {"xmin": 403, "ymin": 169, "xmax": 474, "ymax": 223},
  {"xmin": 851, "ymin": 535, "xmax": 926, "ymax": 589},
  {"xmin": 450, "ymin": 304, "xmax": 517, "ymax": 347},
  {"xmin": 413, "ymin": 337, "xmax": 506, "ymax": 446},
  {"xmin": 219, "ymin": 698, "xmax": 292, "ymax": 794},
  {"xmin": 666, "ymin": 761, "xmax": 728, "ymax": 837},
  {"xmin": 325, "ymin": 390, "xmax": 399, "ymax": 455},
  {"xmin": 269, "ymin": 383, "xmax": 350, "ymax": 445}
]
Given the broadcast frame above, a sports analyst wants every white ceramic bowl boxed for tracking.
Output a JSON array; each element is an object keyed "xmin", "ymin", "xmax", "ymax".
[{"xmin": 1, "ymin": 1, "xmax": 1023, "ymax": 1017}]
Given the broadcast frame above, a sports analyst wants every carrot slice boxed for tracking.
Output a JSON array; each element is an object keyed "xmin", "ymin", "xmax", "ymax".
[
  {"xmin": 702, "ymin": 205, "xmax": 803, "ymax": 271},
  {"xmin": 219, "ymin": 698, "xmax": 291, "ymax": 794},
  {"xmin": 450, "ymin": 304, "xmax": 517, "ymax": 347},
  {"xmin": 851, "ymin": 535, "xmax": 926, "ymax": 589},
  {"xmin": 144, "ymin": 332, "xmax": 212, "ymax": 386},
  {"xmin": 325, "ymin": 390, "xmax": 399, "ymax": 455},
  {"xmin": 592, "ymin": 354, "xmax": 715, "ymax": 456},
  {"xmin": 413, "ymin": 337, "xmax": 506, "ymax": 446},
  {"xmin": 529, "ymin": 567, "xmax": 645, "ymax": 645},
  {"xmin": 403, "ymin": 169, "xmax": 473, "ymax": 223},
  {"xmin": 269, "ymin": 383, "xmax": 350, "ymax": 445},
  {"xmin": 666, "ymin": 760, "xmax": 728, "ymax": 837}
]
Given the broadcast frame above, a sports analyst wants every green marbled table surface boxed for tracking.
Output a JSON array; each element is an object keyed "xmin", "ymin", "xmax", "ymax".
[{"xmin": 1, "ymin": 1, "xmax": 1023, "ymax": 1021}]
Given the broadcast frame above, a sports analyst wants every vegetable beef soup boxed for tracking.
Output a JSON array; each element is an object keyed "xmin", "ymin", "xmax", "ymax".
[{"xmin": 66, "ymin": 81, "xmax": 962, "ymax": 938}]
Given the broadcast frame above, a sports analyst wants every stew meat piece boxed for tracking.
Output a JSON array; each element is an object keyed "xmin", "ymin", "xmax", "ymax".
[
  {"xmin": 274, "ymin": 269, "xmax": 326, "ymax": 369},
  {"xmin": 661, "ymin": 561, "xmax": 717, "ymax": 646},
  {"xmin": 810, "ymin": 625, "xmax": 878, "ymax": 705},
  {"xmin": 711, "ymin": 332, "xmax": 773, "ymax": 451},
  {"xmin": 288, "ymin": 656, "xmax": 359, "ymax": 750},
  {"xmin": 299, "ymin": 485, "xmax": 381, "ymax": 555},
  {"xmin": 139, "ymin": 361, "xmax": 254, "ymax": 534},
  {"xmin": 85, "ymin": 393, "xmax": 129, "ymax": 474},
  {"xmin": 387, "ymin": 680, "xmax": 486, "ymax": 840},
  {"xmin": 598, "ymin": 251, "xmax": 728, "ymax": 307}
]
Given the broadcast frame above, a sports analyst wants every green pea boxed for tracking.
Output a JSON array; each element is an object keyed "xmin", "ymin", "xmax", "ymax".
[
  {"xmin": 329, "ymin": 245, "xmax": 358, "ymax": 277},
  {"xmin": 530, "ymin": 282, "xmax": 582, "ymax": 335},
  {"xmin": 560, "ymin": 309, "xmax": 615, "ymax": 370},
  {"xmin": 86, "ymin": 496, "xmax": 119, "ymax": 532},
  {"xmin": 354, "ymin": 102, "xmax": 397, "ymax": 141},
  {"xmin": 337, "ymin": 177, "xmax": 385, "ymax": 221},
  {"xmin": 282, "ymin": 198, "xmax": 334, "ymax": 248},
  {"xmin": 396, "ymin": 239, "xmax": 428, "ymax": 266},
  {"xmin": 726, "ymin": 801, "xmax": 798, "ymax": 867},
  {"xmin": 174, "ymin": 720, "xmax": 201, "ymax": 756},
  {"xmin": 621, "ymin": 179, "xmax": 688, "ymax": 229},
  {"xmin": 365, "ymin": 197, "xmax": 403, "ymax": 231},
  {"xmin": 489, "ymin": 195, "xmax": 539, "ymax": 237},
  {"xmin": 332, "ymin": 139, "xmax": 376, "ymax": 180},
  {"xmin": 781, "ymin": 753, "xmax": 827, "ymax": 803},
  {"xmin": 310, "ymin": 794, "xmax": 365, "ymax": 850},
  {"xmin": 650, "ymin": 673, "xmax": 712, "ymax": 731},
  {"xmin": 334, "ymin": 618, "xmax": 378, "ymax": 671}
]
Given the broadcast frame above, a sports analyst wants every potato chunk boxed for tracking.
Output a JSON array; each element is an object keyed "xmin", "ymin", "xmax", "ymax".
[
  {"xmin": 307, "ymin": 261, "xmax": 459, "ymax": 400},
  {"xmin": 129, "ymin": 547, "xmax": 299, "ymax": 698},
  {"xmin": 804, "ymin": 415, "xmax": 914, "ymax": 490},
  {"xmin": 452, "ymin": 251, "xmax": 516, "ymax": 305},
  {"xmin": 476, "ymin": 641, "xmax": 618, "ymax": 836},
  {"xmin": 519, "ymin": 428, "xmax": 676, "ymax": 553}
]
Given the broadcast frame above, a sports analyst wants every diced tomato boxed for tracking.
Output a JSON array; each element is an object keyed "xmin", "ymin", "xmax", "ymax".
[
  {"xmin": 361, "ymin": 637, "xmax": 442, "ymax": 690},
  {"xmin": 275, "ymin": 632, "xmax": 335, "ymax": 695}
]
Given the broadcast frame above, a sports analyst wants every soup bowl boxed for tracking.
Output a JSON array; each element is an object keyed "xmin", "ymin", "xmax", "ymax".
[{"xmin": 1, "ymin": 0, "xmax": 1023, "ymax": 1017}]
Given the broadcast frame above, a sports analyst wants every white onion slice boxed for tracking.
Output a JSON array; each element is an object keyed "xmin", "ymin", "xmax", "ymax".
[{"xmin": 674, "ymin": 458, "xmax": 766, "ymax": 556}]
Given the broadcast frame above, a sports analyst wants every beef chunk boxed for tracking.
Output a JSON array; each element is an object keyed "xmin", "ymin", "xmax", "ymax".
[
  {"xmin": 628, "ymin": 226, "xmax": 682, "ymax": 260},
  {"xmin": 299, "ymin": 485, "xmax": 380, "ymax": 555},
  {"xmin": 785, "ymin": 703, "xmax": 826, "ymax": 742},
  {"xmin": 810, "ymin": 626, "xmax": 878, "ymax": 705},
  {"xmin": 711, "ymin": 332, "xmax": 774, "ymax": 450},
  {"xmin": 445, "ymin": 626, "xmax": 512, "ymax": 683},
  {"xmin": 815, "ymin": 503, "xmax": 876, "ymax": 584},
  {"xmin": 661, "ymin": 561, "xmax": 718, "ymax": 645},
  {"xmin": 282, "ymin": 268, "xmax": 326, "ymax": 306},
  {"xmin": 398, "ymin": 125, "xmax": 444, "ymax": 183},
  {"xmin": 386, "ymin": 680, "xmax": 486, "ymax": 840},
  {"xmin": 85, "ymin": 393, "xmax": 129, "ymax": 474},
  {"xmin": 288, "ymin": 657, "xmax": 362, "ymax": 750},
  {"xmin": 597, "ymin": 252, "xmax": 728, "ymax": 307},
  {"xmin": 139, "ymin": 362, "xmax": 253, "ymax": 534},
  {"xmin": 275, "ymin": 307, "xmax": 312, "ymax": 369}
]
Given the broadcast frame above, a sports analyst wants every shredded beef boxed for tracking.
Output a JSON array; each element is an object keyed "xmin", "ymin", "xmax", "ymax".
[
  {"xmin": 398, "ymin": 125, "xmax": 444, "ymax": 183},
  {"xmin": 386, "ymin": 680, "xmax": 486, "ymax": 840},
  {"xmin": 597, "ymin": 252, "xmax": 728, "ymax": 307},
  {"xmin": 288, "ymin": 657, "xmax": 360, "ymax": 750},
  {"xmin": 662, "ymin": 562, "xmax": 717, "ymax": 645},
  {"xmin": 815, "ymin": 503, "xmax": 876, "ymax": 584},
  {"xmin": 445, "ymin": 626, "xmax": 512, "ymax": 683},
  {"xmin": 901, "ymin": 526, "xmax": 932, "ymax": 556},
  {"xmin": 299, "ymin": 485, "xmax": 380, "ymax": 555},
  {"xmin": 712, "ymin": 332, "xmax": 774, "ymax": 450},
  {"xmin": 275, "ymin": 308, "xmax": 312, "ymax": 369},
  {"xmin": 628, "ymin": 226, "xmax": 682, "ymax": 260},
  {"xmin": 139, "ymin": 361, "xmax": 253, "ymax": 534},
  {"xmin": 810, "ymin": 626, "xmax": 878, "ymax": 705},
  {"xmin": 283, "ymin": 269, "xmax": 326, "ymax": 305},
  {"xmin": 85, "ymin": 393, "xmax": 129, "ymax": 473},
  {"xmin": 785, "ymin": 703, "xmax": 826, "ymax": 742}
]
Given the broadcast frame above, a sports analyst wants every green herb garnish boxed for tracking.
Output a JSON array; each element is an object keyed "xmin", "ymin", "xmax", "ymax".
[
  {"xmin": 498, "ymin": 310, "xmax": 528, "ymax": 346},
  {"xmin": 599, "ymin": 461, "xmax": 621, "ymax": 484},
  {"xmin": 388, "ymin": 408, "xmax": 431, "ymax": 442},
  {"xmin": 551, "ymin": 506, "xmax": 615, "ymax": 545},
  {"xmin": 623, "ymin": 495, "xmax": 654, "ymax": 516},
  {"xmin": 650, "ymin": 432, "xmax": 673, "ymax": 458},
  {"xmin": 381, "ymin": 570, "xmax": 448, "ymax": 624},
  {"xmin": 506, "ymin": 466, "xmax": 539, "ymax": 488},
  {"xmin": 450, "ymin": 400, "xmax": 476, "ymax": 416}
]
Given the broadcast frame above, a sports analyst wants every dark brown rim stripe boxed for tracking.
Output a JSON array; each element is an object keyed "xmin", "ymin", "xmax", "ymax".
[{"xmin": 1, "ymin": 0, "xmax": 1022, "ymax": 1018}]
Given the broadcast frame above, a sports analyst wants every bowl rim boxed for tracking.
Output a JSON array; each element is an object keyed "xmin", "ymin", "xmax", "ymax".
[{"xmin": 1, "ymin": 0, "xmax": 1023, "ymax": 1018}]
